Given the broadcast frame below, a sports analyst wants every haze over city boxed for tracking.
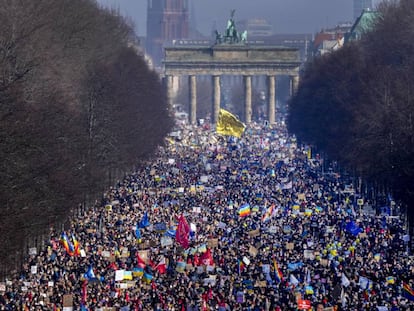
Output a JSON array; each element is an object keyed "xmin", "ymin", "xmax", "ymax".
[{"xmin": 98, "ymin": 0, "xmax": 383, "ymax": 37}]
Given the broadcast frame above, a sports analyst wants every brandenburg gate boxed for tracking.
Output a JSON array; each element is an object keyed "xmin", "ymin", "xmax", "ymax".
[
  {"xmin": 162, "ymin": 12, "xmax": 301, "ymax": 125},
  {"xmin": 163, "ymin": 45, "xmax": 300, "ymax": 125}
]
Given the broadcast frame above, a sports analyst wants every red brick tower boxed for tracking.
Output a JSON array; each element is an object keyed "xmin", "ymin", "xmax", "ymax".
[{"xmin": 146, "ymin": 0, "xmax": 189, "ymax": 68}]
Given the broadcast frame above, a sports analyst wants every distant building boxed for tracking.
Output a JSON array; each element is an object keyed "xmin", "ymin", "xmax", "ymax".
[
  {"xmin": 310, "ymin": 9, "xmax": 379, "ymax": 57},
  {"xmin": 346, "ymin": 9, "xmax": 379, "ymax": 42},
  {"xmin": 311, "ymin": 22, "xmax": 353, "ymax": 57},
  {"xmin": 146, "ymin": 0, "xmax": 189, "ymax": 68},
  {"xmin": 353, "ymin": 0, "xmax": 373, "ymax": 20},
  {"xmin": 237, "ymin": 19, "xmax": 273, "ymax": 37}
]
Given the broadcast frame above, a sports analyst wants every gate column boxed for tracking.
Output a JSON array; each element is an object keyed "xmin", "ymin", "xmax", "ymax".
[
  {"xmin": 244, "ymin": 75, "xmax": 252, "ymax": 124},
  {"xmin": 267, "ymin": 75, "xmax": 276, "ymax": 124},
  {"xmin": 290, "ymin": 75, "xmax": 299, "ymax": 96},
  {"xmin": 189, "ymin": 75, "xmax": 197, "ymax": 125},
  {"xmin": 165, "ymin": 75, "xmax": 174, "ymax": 111},
  {"xmin": 212, "ymin": 75, "xmax": 221, "ymax": 124}
]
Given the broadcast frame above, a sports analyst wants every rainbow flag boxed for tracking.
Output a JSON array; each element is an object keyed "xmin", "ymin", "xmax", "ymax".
[
  {"xmin": 261, "ymin": 204, "xmax": 274, "ymax": 222},
  {"xmin": 71, "ymin": 234, "xmax": 80, "ymax": 256},
  {"xmin": 273, "ymin": 258, "xmax": 283, "ymax": 283},
  {"xmin": 238, "ymin": 204, "xmax": 251, "ymax": 217},
  {"xmin": 60, "ymin": 232, "xmax": 75, "ymax": 256},
  {"xmin": 238, "ymin": 259, "xmax": 245, "ymax": 275},
  {"xmin": 403, "ymin": 282, "xmax": 414, "ymax": 301}
]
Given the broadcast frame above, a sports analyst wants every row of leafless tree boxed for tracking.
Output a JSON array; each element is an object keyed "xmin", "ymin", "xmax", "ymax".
[
  {"xmin": 0, "ymin": 0, "xmax": 174, "ymax": 273},
  {"xmin": 288, "ymin": 0, "xmax": 414, "ymax": 221}
]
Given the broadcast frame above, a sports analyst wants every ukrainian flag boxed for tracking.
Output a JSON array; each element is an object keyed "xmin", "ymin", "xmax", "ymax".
[
  {"xmin": 132, "ymin": 267, "xmax": 144, "ymax": 278},
  {"xmin": 386, "ymin": 276, "xmax": 395, "ymax": 284},
  {"xmin": 216, "ymin": 109, "xmax": 246, "ymax": 138},
  {"xmin": 123, "ymin": 271, "xmax": 133, "ymax": 280},
  {"xmin": 305, "ymin": 285, "xmax": 314, "ymax": 295},
  {"xmin": 143, "ymin": 272, "xmax": 153, "ymax": 284}
]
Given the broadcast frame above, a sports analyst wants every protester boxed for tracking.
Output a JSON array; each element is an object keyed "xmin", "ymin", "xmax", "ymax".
[{"xmin": 1, "ymin": 120, "xmax": 413, "ymax": 311}]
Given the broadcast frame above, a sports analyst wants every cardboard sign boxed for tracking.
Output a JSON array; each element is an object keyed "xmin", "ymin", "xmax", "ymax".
[
  {"xmin": 255, "ymin": 280, "xmax": 267, "ymax": 287},
  {"xmin": 63, "ymin": 294, "xmax": 73, "ymax": 307},
  {"xmin": 286, "ymin": 243, "xmax": 294, "ymax": 250},
  {"xmin": 193, "ymin": 206, "xmax": 202, "ymax": 213},
  {"xmin": 29, "ymin": 247, "xmax": 37, "ymax": 256},
  {"xmin": 268, "ymin": 226, "xmax": 277, "ymax": 234},
  {"xmin": 200, "ymin": 175, "xmax": 209, "ymax": 183},
  {"xmin": 248, "ymin": 229, "xmax": 260, "ymax": 237},
  {"xmin": 161, "ymin": 236, "xmax": 173, "ymax": 247},
  {"xmin": 137, "ymin": 250, "xmax": 149, "ymax": 264},
  {"xmin": 304, "ymin": 250, "xmax": 314, "ymax": 260},
  {"xmin": 208, "ymin": 239, "xmax": 219, "ymax": 248},
  {"xmin": 249, "ymin": 246, "xmax": 258, "ymax": 257},
  {"xmin": 115, "ymin": 270, "xmax": 124, "ymax": 281}
]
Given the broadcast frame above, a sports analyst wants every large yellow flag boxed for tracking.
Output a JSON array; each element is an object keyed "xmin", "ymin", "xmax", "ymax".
[{"xmin": 216, "ymin": 109, "xmax": 246, "ymax": 138}]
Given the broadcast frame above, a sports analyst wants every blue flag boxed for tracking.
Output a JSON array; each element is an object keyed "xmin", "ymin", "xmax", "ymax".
[
  {"xmin": 84, "ymin": 266, "xmax": 96, "ymax": 280},
  {"xmin": 135, "ymin": 223, "xmax": 141, "ymax": 239},
  {"xmin": 139, "ymin": 212, "xmax": 150, "ymax": 228},
  {"xmin": 165, "ymin": 228, "xmax": 176, "ymax": 237},
  {"xmin": 287, "ymin": 262, "xmax": 304, "ymax": 271},
  {"xmin": 345, "ymin": 220, "xmax": 363, "ymax": 236}
]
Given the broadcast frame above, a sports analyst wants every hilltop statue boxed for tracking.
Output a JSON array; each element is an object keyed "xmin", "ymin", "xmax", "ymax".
[{"xmin": 214, "ymin": 9, "xmax": 247, "ymax": 45}]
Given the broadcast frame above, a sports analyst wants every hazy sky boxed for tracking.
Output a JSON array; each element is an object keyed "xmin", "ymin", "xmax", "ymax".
[{"xmin": 97, "ymin": 0, "xmax": 382, "ymax": 36}]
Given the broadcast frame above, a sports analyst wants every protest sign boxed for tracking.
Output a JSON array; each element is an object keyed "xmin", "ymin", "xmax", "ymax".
[{"xmin": 63, "ymin": 294, "xmax": 73, "ymax": 307}]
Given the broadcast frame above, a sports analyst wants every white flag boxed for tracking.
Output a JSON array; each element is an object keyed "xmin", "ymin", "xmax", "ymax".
[
  {"xmin": 290, "ymin": 274, "xmax": 299, "ymax": 286},
  {"xmin": 341, "ymin": 273, "xmax": 350, "ymax": 287}
]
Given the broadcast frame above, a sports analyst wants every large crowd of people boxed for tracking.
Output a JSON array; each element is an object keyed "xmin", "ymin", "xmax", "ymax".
[{"xmin": 1, "ymin": 121, "xmax": 413, "ymax": 311}]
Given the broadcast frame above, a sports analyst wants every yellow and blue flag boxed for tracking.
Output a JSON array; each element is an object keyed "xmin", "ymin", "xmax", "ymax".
[{"xmin": 143, "ymin": 271, "xmax": 153, "ymax": 284}]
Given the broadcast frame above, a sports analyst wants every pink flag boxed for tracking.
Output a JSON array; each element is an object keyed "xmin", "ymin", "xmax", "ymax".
[{"xmin": 176, "ymin": 214, "xmax": 190, "ymax": 249}]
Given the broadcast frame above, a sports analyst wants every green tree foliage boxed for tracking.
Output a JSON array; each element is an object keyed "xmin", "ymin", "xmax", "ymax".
[
  {"xmin": 287, "ymin": 0, "xmax": 414, "ymax": 215},
  {"xmin": 0, "ymin": 0, "xmax": 173, "ymax": 272}
]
